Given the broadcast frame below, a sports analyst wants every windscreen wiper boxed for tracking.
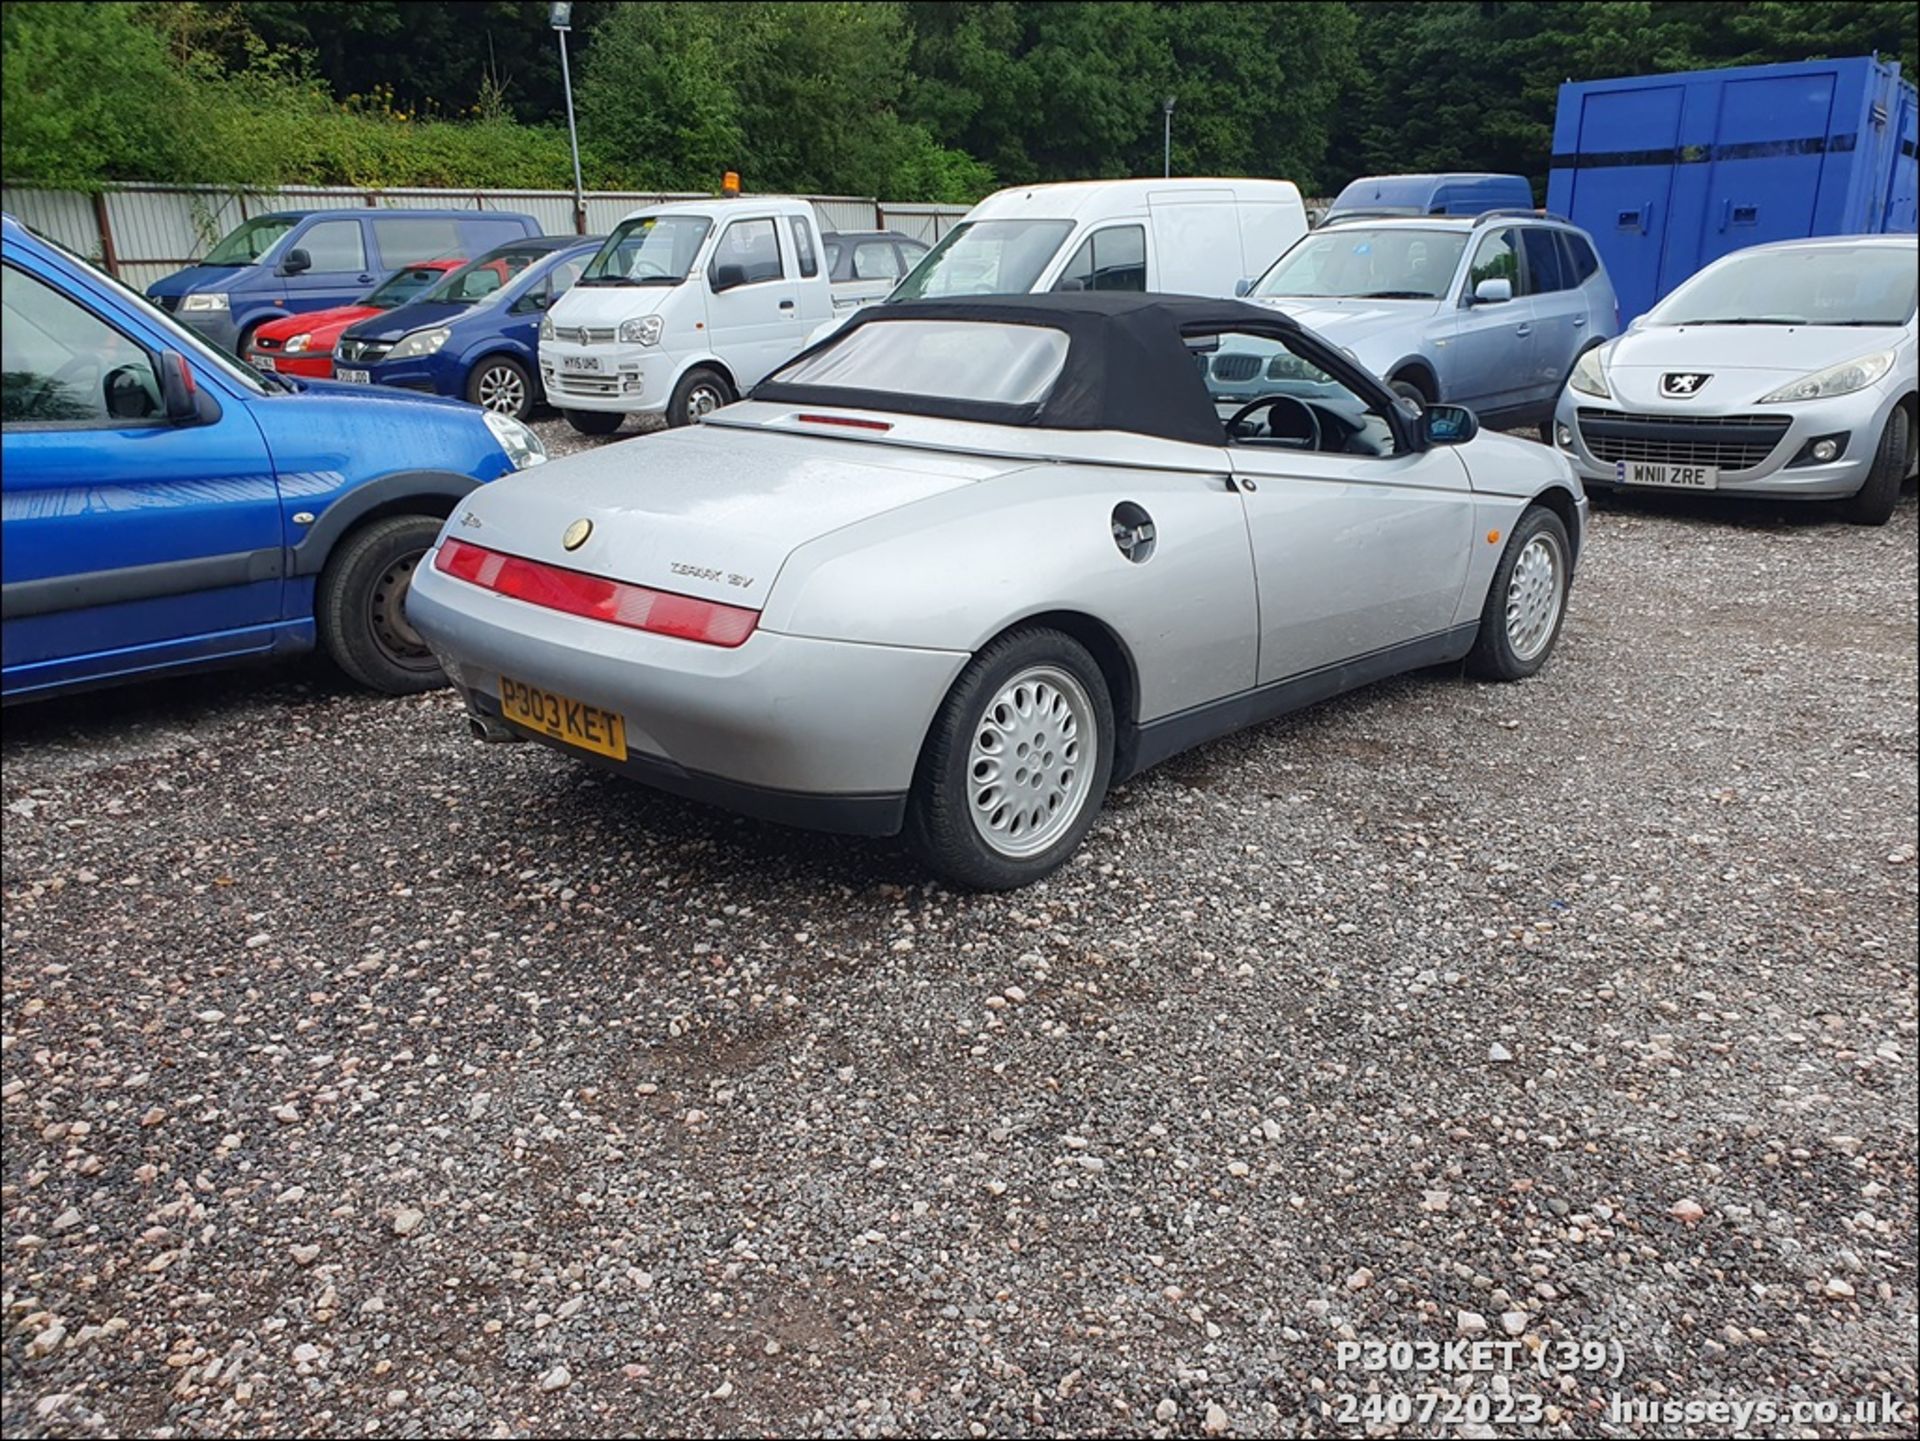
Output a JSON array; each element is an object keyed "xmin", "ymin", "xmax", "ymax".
[{"xmin": 1354, "ymin": 290, "xmax": 1434, "ymax": 299}]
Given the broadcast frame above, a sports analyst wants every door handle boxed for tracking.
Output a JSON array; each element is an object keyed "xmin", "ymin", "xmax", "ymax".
[
  {"xmin": 1513, "ymin": 325, "xmax": 1532, "ymax": 339},
  {"xmin": 357, "ymin": 274, "xmax": 374, "ymax": 284},
  {"xmin": 1572, "ymin": 315, "xmax": 1587, "ymax": 327},
  {"xmin": 779, "ymin": 299, "xmax": 795, "ymax": 310}
]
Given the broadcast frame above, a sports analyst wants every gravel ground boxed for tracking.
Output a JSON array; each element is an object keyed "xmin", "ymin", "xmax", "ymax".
[{"xmin": 3, "ymin": 435, "xmax": 1916, "ymax": 1438}]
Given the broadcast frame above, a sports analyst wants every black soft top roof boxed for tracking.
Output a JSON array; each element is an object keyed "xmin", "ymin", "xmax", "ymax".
[{"xmin": 751, "ymin": 291, "xmax": 1307, "ymax": 446}]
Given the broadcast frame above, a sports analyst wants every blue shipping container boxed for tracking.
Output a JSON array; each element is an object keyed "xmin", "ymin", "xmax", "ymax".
[{"xmin": 1548, "ymin": 55, "xmax": 1918, "ymax": 322}]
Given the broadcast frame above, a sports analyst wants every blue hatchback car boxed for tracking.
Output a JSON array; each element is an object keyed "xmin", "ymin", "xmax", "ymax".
[
  {"xmin": 333, "ymin": 236, "xmax": 601, "ymax": 420},
  {"xmin": 1, "ymin": 213, "xmax": 548, "ymax": 703}
]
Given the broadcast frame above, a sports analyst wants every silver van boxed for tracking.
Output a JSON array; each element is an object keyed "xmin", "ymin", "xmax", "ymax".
[{"xmin": 1241, "ymin": 212, "xmax": 1619, "ymax": 433}]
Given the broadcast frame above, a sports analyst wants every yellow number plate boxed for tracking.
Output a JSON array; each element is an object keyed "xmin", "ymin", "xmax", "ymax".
[{"xmin": 498, "ymin": 676, "xmax": 627, "ymax": 760}]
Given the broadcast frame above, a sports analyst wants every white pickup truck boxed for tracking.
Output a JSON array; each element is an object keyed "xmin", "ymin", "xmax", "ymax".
[{"xmin": 540, "ymin": 196, "xmax": 837, "ymax": 432}]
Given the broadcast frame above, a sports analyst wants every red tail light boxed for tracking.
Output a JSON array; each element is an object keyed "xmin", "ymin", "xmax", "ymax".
[{"xmin": 434, "ymin": 538, "xmax": 758, "ymax": 647}]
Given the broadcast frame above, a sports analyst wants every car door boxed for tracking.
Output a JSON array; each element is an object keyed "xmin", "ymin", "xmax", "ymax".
[
  {"xmin": 279, "ymin": 217, "xmax": 376, "ymax": 314},
  {"xmin": 1194, "ymin": 327, "xmax": 1474, "ymax": 683},
  {"xmin": 1443, "ymin": 225, "xmax": 1538, "ymax": 416},
  {"xmin": 1, "ymin": 258, "xmax": 284, "ymax": 699},
  {"xmin": 704, "ymin": 213, "xmax": 798, "ymax": 389},
  {"xmin": 1521, "ymin": 227, "xmax": 1589, "ymax": 395}
]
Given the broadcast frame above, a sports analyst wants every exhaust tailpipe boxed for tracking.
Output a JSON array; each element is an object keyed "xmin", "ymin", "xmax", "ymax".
[{"xmin": 468, "ymin": 715, "xmax": 523, "ymax": 744}]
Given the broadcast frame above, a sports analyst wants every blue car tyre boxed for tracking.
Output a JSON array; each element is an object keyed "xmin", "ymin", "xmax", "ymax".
[
  {"xmin": 316, "ymin": 515, "xmax": 448, "ymax": 693},
  {"xmin": 466, "ymin": 354, "xmax": 533, "ymax": 421}
]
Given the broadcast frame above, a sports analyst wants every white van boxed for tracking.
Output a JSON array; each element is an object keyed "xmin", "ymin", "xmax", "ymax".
[
  {"xmin": 805, "ymin": 178, "xmax": 1309, "ymax": 346},
  {"xmin": 541, "ymin": 196, "xmax": 835, "ymax": 432}
]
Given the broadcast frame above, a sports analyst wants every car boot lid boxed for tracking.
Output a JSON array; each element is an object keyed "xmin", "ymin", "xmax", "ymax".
[{"xmin": 444, "ymin": 424, "xmax": 1030, "ymax": 610}]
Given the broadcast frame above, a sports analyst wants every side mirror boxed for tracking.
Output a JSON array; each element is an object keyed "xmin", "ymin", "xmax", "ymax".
[
  {"xmin": 1054, "ymin": 276, "xmax": 1086, "ymax": 293},
  {"xmin": 1471, "ymin": 277, "xmax": 1512, "ymax": 305},
  {"xmin": 1233, "ymin": 277, "xmax": 1254, "ymax": 298},
  {"xmin": 710, "ymin": 263, "xmax": 748, "ymax": 293},
  {"xmin": 1423, "ymin": 403, "xmax": 1479, "ymax": 446},
  {"xmin": 279, "ymin": 248, "xmax": 312, "ymax": 276},
  {"xmin": 512, "ymin": 289, "xmax": 551, "ymax": 314},
  {"xmin": 158, "ymin": 350, "xmax": 199, "ymax": 422}
]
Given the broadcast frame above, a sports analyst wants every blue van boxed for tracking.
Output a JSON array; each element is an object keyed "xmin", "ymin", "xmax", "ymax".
[
  {"xmin": 1, "ymin": 213, "xmax": 548, "ymax": 702},
  {"xmin": 1323, "ymin": 174, "xmax": 1535, "ymax": 222},
  {"xmin": 146, "ymin": 208, "xmax": 543, "ymax": 356},
  {"xmin": 334, "ymin": 236, "xmax": 602, "ymax": 421}
]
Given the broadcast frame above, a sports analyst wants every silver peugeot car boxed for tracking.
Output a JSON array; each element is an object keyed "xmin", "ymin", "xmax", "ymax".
[
  {"xmin": 1551, "ymin": 235, "xmax": 1918, "ymax": 525},
  {"xmin": 408, "ymin": 294, "xmax": 1586, "ymax": 889}
]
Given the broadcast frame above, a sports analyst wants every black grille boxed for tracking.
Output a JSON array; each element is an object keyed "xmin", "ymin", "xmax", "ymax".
[
  {"xmin": 335, "ymin": 337, "xmax": 393, "ymax": 364},
  {"xmin": 255, "ymin": 334, "xmax": 282, "ymax": 351},
  {"xmin": 1211, "ymin": 353, "xmax": 1261, "ymax": 382},
  {"xmin": 1576, "ymin": 409, "xmax": 1790, "ymax": 472}
]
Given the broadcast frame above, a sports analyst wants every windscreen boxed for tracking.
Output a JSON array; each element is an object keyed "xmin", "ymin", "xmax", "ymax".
[
  {"xmin": 364, "ymin": 265, "xmax": 455, "ymax": 309},
  {"xmin": 1254, "ymin": 227, "xmax": 1467, "ymax": 300},
  {"xmin": 770, "ymin": 319, "xmax": 1069, "ymax": 405},
  {"xmin": 421, "ymin": 248, "xmax": 545, "ymax": 305},
  {"xmin": 889, "ymin": 221, "xmax": 1075, "ymax": 301},
  {"xmin": 1648, "ymin": 245, "xmax": 1919, "ymax": 327},
  {"xmin": 202, "ymin": 216, "xmax": 299, "ymax": 266},
  {"xmin": 579, "ymin": 215, "xmax": 713, "ymax": 285}
]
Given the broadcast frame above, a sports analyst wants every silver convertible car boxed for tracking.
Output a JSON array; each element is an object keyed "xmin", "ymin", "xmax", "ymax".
[{"xmin": 408, "ymin": 294, "xmax": 1587, "ymax": 889}]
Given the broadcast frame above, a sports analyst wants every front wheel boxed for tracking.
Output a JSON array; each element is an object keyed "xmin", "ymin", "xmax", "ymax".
[
  {"xmin": 667, "ymin": 366, "xmax": 734, "ymax": 427},
  {"xmin": 906, "ymin": 628, "xmax": 1113, "ymax": 890},
  {"xmin": 1838, "ymin": 405, "xmax": 1911, "ymax": 527},
  {"xmin": 467, "ymin": 355, "xmax": 533, "ymax": 420},
  {"xmin": 563, "ymin": 408, "xmax": 624, "ymax": 436},
  {"xmin": 316, "ymin": 515, "xmax": 447, "ymax": 695},
  {"xmin": 1465, "ymin": 506, "xmax": 1572, "ymax": 681}
]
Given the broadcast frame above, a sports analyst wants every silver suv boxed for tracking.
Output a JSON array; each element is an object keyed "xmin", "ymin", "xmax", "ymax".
[{"xmin": 1240, "ymin": 212, "xmax": 1619, "ymax": 434}]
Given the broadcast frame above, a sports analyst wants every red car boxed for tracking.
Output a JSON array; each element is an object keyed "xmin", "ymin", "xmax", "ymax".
[{"xmin": 248, "ymin": 259, "xmax": 465, "ymax": 379}]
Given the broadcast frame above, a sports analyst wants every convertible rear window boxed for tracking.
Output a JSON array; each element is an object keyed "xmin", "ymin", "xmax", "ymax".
[{"xmin": 770, "ymin": 319, "xmax": 1069, "ymax": 406}]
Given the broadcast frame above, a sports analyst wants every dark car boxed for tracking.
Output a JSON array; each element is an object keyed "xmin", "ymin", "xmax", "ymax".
[{"xmin": 332, "ymin": 236, "xmax": 601, "ymax": 420}]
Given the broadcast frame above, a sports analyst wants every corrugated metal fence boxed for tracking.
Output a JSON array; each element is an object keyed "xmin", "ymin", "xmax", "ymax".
[{"xmin": 1, "ymin": 182, "xmax": 967, "ymax": 291}]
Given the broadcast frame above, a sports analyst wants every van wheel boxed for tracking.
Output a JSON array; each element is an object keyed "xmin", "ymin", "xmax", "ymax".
[
  {"xmin": 317, "ymin": 515, "xmax": 447, "ymax": 695},
  {"xmin": 1838, "ymin": 406, "xmax": 1910, "ymax": 526},
  {"xmin": 234, "ymin": 322, "xmax": 263, "ymax": 362},
  {"xmin": 468, "ymin": 355, "xmax": 533, "ymax": 420},
  {"xmin": 668, "ymin": 367, "xmax": 734, "ymax": 427},
  {"xmin": 563, "ymin": 409, "xmax": 624, "ymax": 436},
  {"xmin": 905, "ymin": 628, "xmax": 1114, "ymax": 891}
]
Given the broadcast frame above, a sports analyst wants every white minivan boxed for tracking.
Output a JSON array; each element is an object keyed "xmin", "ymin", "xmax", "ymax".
[
  {"xmin": 541, "ymin": 196, "xmax": 835, "ymax": 433},
  {"xmin": 805, "ymin": 177, "xmax": 1309, "ymax": 347}
]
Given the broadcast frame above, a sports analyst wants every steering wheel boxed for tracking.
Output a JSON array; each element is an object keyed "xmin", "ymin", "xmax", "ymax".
[
  {"xmin": 629, "ymin": 259, "xmax": 670, "ymax": 280},
  {"xmin": 1227, "ymin": 394, "xmax": 1322, "ymax": 451}
]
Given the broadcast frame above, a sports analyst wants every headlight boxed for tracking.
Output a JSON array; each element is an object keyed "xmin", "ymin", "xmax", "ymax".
[
  {"xmin": 388, "ymin": 327, "xmax": 451, "ymax": 360},
  {"xmin": 282, "ymin": 332, "xmax": 312, "ymax": 354},
  {"xmin": 483, "ymin": 410, "xmax": 547, "ymax": 470},
  {"xmin": 618, "ymin": 315, "xmax": 663, "ymax": 346},
  {"xmin": 181, "ymin": 293, "xmax": 229, "ymax": 313},
  {"xmin": 539, "ymin": 314, "xmax": 556, "ymax": 342},
  {"xmin": 1569, "ymin": 347, "xmax": 1610, "ymax": 398},
  {"xmin": 1758, "ymin": 350, "xmax": 1895, "ymax": 404}
]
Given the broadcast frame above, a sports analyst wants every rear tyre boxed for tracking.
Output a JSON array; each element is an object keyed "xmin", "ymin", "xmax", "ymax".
[
  {"xmin": 906, "ymin": 628, "xmax": 1113, "ymax": 891},
  {"xmin": 467, "ymin": 355, "xmax": 533, "ymax": 420},
  {"xmin": 317, "ymin": 515, "xmax": 447, "ymax": 695},
  {"xmin": 234, "ymin": 322, "xmax": 263, "ymax": 362},
  {"xmin": 1838, "ymin": 405, "xmax": 1911, "ymax": 527},
  {"xmin": 667, "ymin": 366, "xmax": 734, "ymax": 427},
  {"xmin": 563, "ymin": 409, "xmax": 624, "ymax": 436},
  {"xmin": 1465, "ymin": 506, "xmax": 1572, "ymax": 682}
]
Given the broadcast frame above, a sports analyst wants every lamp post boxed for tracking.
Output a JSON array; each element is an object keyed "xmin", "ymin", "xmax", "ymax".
[
  {"xmin": 550, "ymin": 2, "xmax": 586, "ymax": 234},
  {"xmin": 1162, "ymin": 96, "xmax": 1175, "ymax": 178}
]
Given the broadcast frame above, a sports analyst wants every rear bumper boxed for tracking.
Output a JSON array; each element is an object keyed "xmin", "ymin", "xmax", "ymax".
[{"xmin": 407, "ymin": 553, "xmax": 969, "ymax": 834}]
